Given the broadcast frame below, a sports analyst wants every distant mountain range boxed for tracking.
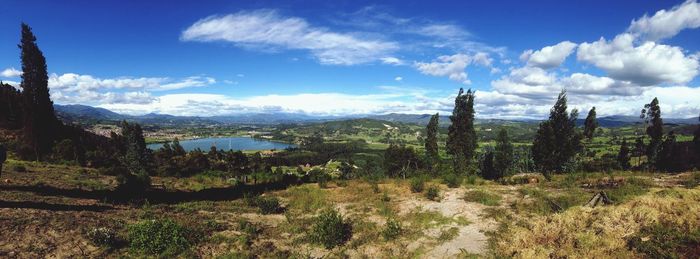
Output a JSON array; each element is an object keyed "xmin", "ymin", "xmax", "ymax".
[{"xmin": 54, "ymin": 104, "xmax": 698, "ymax": 127}]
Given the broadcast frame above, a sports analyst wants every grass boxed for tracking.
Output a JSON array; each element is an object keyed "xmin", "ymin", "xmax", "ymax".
[
  {"xmin": 282, "ymin": 185, "xmax": 328, "ymax": 214},
  {"xmin": 491, "ymin": 188, "xmax": 700, "ymax": 258},
  {"xmin": 463, "ymin": 189, "xmax": 502, "ymax": 206},
  {"xmin": 437, "ymin": 227, "xmax": 460, "ymax": 243}
]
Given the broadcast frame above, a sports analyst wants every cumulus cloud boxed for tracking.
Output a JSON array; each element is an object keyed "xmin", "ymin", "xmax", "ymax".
[
  {"xmin": 1, "ymin": 67, "xmax": 22, "ymax": 78},
  {"xmin": 520, "ymin": 41, "xmax": 577, "ymax": 69},
  {"xmin": 577, "ymin": 33, "xmax": 699, "ymax": 85},
  {"xmin": 47, "ymin": 73, "xmax": 215, "ymax": 105},
  {"xmin": 414, "ymin": 53, "xmax": 493, "ymax": 84},
  {"xmin": 181, "ymin": 10, "xmax": 398, "ymax": 65},
  {"xmin": 628, "ymin": 0, "xmax": 700, "ymax": 41}
]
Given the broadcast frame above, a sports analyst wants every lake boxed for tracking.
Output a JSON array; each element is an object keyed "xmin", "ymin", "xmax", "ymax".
[{"xmin": 147, "ymin": 137, "xmax": 297, "ymax": 152}]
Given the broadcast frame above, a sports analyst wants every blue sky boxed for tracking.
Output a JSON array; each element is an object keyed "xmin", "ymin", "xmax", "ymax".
[{"xmin": 1, "ymin": 0, "xmax": 699, "ymax": 118}]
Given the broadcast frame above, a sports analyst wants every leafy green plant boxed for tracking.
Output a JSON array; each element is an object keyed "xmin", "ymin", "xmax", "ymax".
[
  {"xmin": 310, "ymin": 209, "xmax": 352, "ymax": 249},
  {"xmin": 128, "ymin": 219, "xmax": 190, "ymax": 255},
  {"xmin": 86, "ymin": 227, "xmax": 119, "ymax": 248},
  {"xmin": 442, "ymin": 173, "xmax": 461, "ymax": 188},
  {"xmin": 256, "ymin": 196, "xmax": 282, "ymax": 214},
  {"xmin": 382, "ymin": 218, "xmax": 402, "ymax": 240},
  {"xmin": 463, "ymin": 189, "xmax": 501, "ymax": 206},
  {"xmin": 425, "ymin": 185, "xmax": 440, "ymax": 201},
  {"xmin": 410, "ymin": 177, "xmax": 425, "ymax": 193}
]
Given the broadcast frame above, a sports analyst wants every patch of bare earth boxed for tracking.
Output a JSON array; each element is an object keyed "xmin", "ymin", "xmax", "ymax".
[{"xmin": 397, "ymin": 186, "xmax": 497, "ymax": 258}]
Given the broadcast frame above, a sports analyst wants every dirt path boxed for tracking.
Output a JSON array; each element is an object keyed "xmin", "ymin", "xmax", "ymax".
[{"xmin": 397, "ymin": 187, "xmax": 497, "ymax": 258}]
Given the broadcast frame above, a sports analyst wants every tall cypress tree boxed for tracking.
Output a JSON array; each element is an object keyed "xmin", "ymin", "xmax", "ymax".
[
  {"xmin": 447, "ymin": 88, "xmax": 477, "ymax": 174},
  {"xmin": 425, "ymin": 113, "xmax": 440, "ymax": 167},
  {"xmin": 642, "ymin": 98, "xmax": 663, "ymax": 169},
  {"xmin": 693, "ymin": 114, "xmax": 700, "ymax": 160},
  {"xmin": 19, "ymin": 23, "xmax": 58, "ymax": 160},
  {"xmin": 494, "ymin": 128, "xmax": 514, "ymax": 178},
  {"xmin": 583, "ymin": 107, "xmax": 598, "ymax": 140},
  {"xmin": 617, "ymin": 139, "xmax": 631, "ymax": 170},
  {"xmin": 532, "ymin": 90, "xmax": 582, "ymax": 178},
  {"xmin": 0, "ymin": 82, "xmax": 23, "ymax": 129}
]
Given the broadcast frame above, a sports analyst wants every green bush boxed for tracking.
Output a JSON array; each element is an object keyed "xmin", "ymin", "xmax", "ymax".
[
  {"xmin": 257, "ymin": 196, "xmax": 282, "ymax": 214},
  {"xmin": 463, "ymin": 189, "xmax": 501, "ymax": 206},
  {"xmin": 684, "ymin": 172, "xmax": 700, "ymax": 188},
  {"xmin": 382, "ymin": 218, "xmax": 402, "ymax": 240},
  {"xmin": 236, "ymin": 220, "xmax": 259, "ymax": 246},
  {"xmin": 12, "ymin": 164, "xmax": 26, "ymax": 172},
  {"xmin": 128, "ymin": 219, "xmax": 190, "ymax": 255},
  {"xmin": 86, "ymin": 227, "xmax": 119, "ymax": 248},
  {"xmin": 442, "ymin": 173, "xmax": 461, "ymax": 188},
  {"xmin": 425, "ymin": 185, "xmax": 440, "ymax": 201},
  {"xmin": 310, "ymin": 209, "xmax": 352, "ymax": 249},
  {"xmin": 410, "ymin": 177, "xmax": 425, "ymax": 193}
]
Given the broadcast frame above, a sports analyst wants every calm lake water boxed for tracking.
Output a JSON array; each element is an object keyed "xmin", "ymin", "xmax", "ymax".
[{"xmin": 147, "ymin": 137, "xmax": 296, "ymax": 152}]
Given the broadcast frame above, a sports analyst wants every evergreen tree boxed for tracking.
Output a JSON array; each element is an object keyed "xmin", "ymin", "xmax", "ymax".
[
  {"xmin": 494, "ymin": 128, "xmax": 514, "ymax": 178},
  {"xmin": 0, "ymin": 82, "xmax": 23, "ymax": 129},
  {"xmin": 117, "ymin": 121, "xmax": 151, "ymax": 191},
  {"xmin": 480, "ymin": 151, "xmax": 497, "ymax": 180},
  {"xmin": 641, "ymin": 98, "xmax": 663, "ymax": 169},
  {"xmin": 617, "ymin": 139, "xmax": 631, "ymax": 170},
  {"xmin": 633, "ymin": 136, "xmax": 646, "ymax": 168},
  {"xmin": 19, "ymin": 23, "xmax": 59, "ymax": 160},
  {"xmin": 693, "ymin": 114, "xmax": 700, "ymax": 159},
  {"xmin": 656, "ymin": 131, "xmax": 677, "ymax": 172},
  {"xmin": 0, "ymin": 144, "xmax": 6, "ymax": 177},
  {"xmin": 425, "ymin": 113, "xmax": 440, "ymax": 167},
  {"xmin": 384, "ymin": 144, "xmax": 420, "ymax": 179},
  {"xmin": 583, "ymin": 107, "xmax": 598, "ymax": 140},
  {"xmin": 446, "ymin": 88, "xmax": 477, "ymax": 174},
  {"xmin": 532, "ymin": 90, "xmax": 582, "ymax": 178}
]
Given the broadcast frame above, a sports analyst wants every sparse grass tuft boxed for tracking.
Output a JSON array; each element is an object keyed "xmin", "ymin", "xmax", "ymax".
[
  {"xmin": 410, "ymin": 177, "xmax": 425, "ymax": 193},
  {"xmin": 425, "ymin": 185, "xmax": 440, "ymax": 201}
]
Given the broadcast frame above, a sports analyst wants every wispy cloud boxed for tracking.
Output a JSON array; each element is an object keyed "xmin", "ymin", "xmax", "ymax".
[
  {"xmin": 1, "ymin": 67, "xmax": 22, "ymax": 78},
  {"xmin": 181, "ymin": 10, "xmax": 399, "ymax": 65}
]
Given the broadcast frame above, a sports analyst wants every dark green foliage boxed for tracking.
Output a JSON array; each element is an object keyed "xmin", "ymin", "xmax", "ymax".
[
  {"xmin": 425, "ymin": 185, "xmax": 440, "ymax": 201},
  {"xmin": 52, "ymin": 139, "xmax": 78, "ymax": 162},
  {"xmin": 656, "ymin": 131, "xmax": 681, "ymax": 172},
  {"xmin": 442, "ymin": 173, "xmax": 461, "ymax": 188},
  {"xmin": 617, "ymin": 139, "xmax": 631, "ymax": 170},
  {"xmin": 463, "ymin": 190, "xmax": 501, "ymax": 206},
  {"xmin": 494, "ymin": 128, "xmax": 514, "ymax": 178},
  {"xmin": 86, "ymin": 227, "xmax": 120, "ymax": 248},
  {"xmin": 19, "ymin": 23, "xmax": 60, "ymax": 160},
  {"xmin": 642, "ymin": 97, "xmax": 663, "ymax": 169},
  {"xmin": 480, "ymin": 151, "xmax": 497, "ymax": 180},
  {"xmin": 384, "ymin": 144, "xmax": 420, "ymax": 178},
  {"xmin": 256, "ymin": 196, "xmax": 282, "ymax": 214},
  {"xmin": 532, "ymin": 91, "xmax": 582, "ymax": 176},
  {"xmin": 447, "ymin": 88, "xmax": 477, "ymax": 174},
  {"xmin": 13, "ymin": 164, "xmax": 26, "ymax": 172},
  {"xmin": 583, "ymin": 107, "xmax": 598, "ymax": 140},
  {"xmin": 628, "ymin": 224, "xmax": 700, "ymax": 259},
  {"xmin": 382, "ymin": 219, "xmax": 402, "ymax": 240},
  {"xmin": 115, "ymin": 121, "xmax": 151, "ymax": 193},
  {"xmin": 425, "ymin": 113, "xmax": 440, "ymax": 168},
  {"xmin": 410, "ymin": 177, "xmax": 425, "ymax": 193},
  {"xmin": 0, "ymin": 82, "xmax": 23, "ymax": 129},
  {"xmin": 310, "ymin": 209, "xmax": 352, "ymax": 249},
  {"xmin": 694, "ymin": 115, "xmax": 700, "ymax": 160},
  {"xmin": 128, "ymin": 219, "xmax": 190, "ymax": 255},
  {"xmin": 0, "ymin": 144, "xmax": 6, "ymax": 174}
]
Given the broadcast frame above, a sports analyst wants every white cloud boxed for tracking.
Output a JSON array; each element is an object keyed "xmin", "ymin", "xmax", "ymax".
[
  {"xmin": 394, "ymin": 76, "xmax": 403, "ymax": 81},
  {"xmin": 628, "ymin": 0, "xmax": 700, "ymax": 41},
  {"xmin": 577, "ymin": 33, "xmax": 699, "ymax": 85},
  {"xmin": 46, "ymin": 73, "xmax": 216, "ymax": 105},
  {"xmin": 415, "ymin": 24, "xmax": 471, "ymax": 39},
  {"xmin": 521, "ymin": 41, "xmax": 577, "ymax": 69},
  {"xmin": 181, "ymin": 10, "xmax": 398, "ymax": 65},
  {"xmin": 1, "ymin": 67, "xmax": 22, "ymax": 78},
  {"xmin": 414, "ymin": 53, "xmax": 493, "ymax": 84},
  {"xmin": 381, "ymin": 57, "xmax": 404, "ymax": 65}
]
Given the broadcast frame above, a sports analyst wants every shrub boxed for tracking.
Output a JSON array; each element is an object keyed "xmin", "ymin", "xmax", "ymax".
[
  {"xmin": 381, "ymin": 190, "xmax": 391, "ymax": 202},
  {"xmin": 236, "ymin": 220, "xmax": 259, "ymax": 245},
  {"xmin": 442, "ymin": 173, "xmax": 461, "ymax": 188},
  {"xmin": 86, "ymin": 227, "xmax": 119, "ymax": 248},
  {"xmin": 684, "ymin": 172, "xmax": 700, "ymax": 188},
  {"xmin": 465, "ymin": 174, "xmax": 479, "ymax": 185},
  {"xmin": 12, "ymin": 164, "xmax": 26, "ymax": 172},
  {"xmin": 382, "ymin": 218, "xmax": 402, "ymax": 240},
  {"xmin": 425, "ymin": 185, "xmax": 440, "ymax": 201},
  {"xmin": 463, "ymin": 189, "xmax": 501, "ymax": 206},
  {"xmin": 310, "ymin": 209, "xmax": 352, "ymax": 249},
  {"xmin": 128, "ymin": 219, "xmax": 190, "ymax": 255},
  {"xmin": 370, "ymin": 181, "xmax": 380, "ymax": 193},
  {"xmin": 410, "ymin": 177, "xmax": 425, "ymax": 193},
  {"xmin": 257, "ymin": 196, "xmax": 282, "ymax": 214},
  {"xmin": 243, "ymin": 192, "xmax": 259, "ymax": 207}
]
